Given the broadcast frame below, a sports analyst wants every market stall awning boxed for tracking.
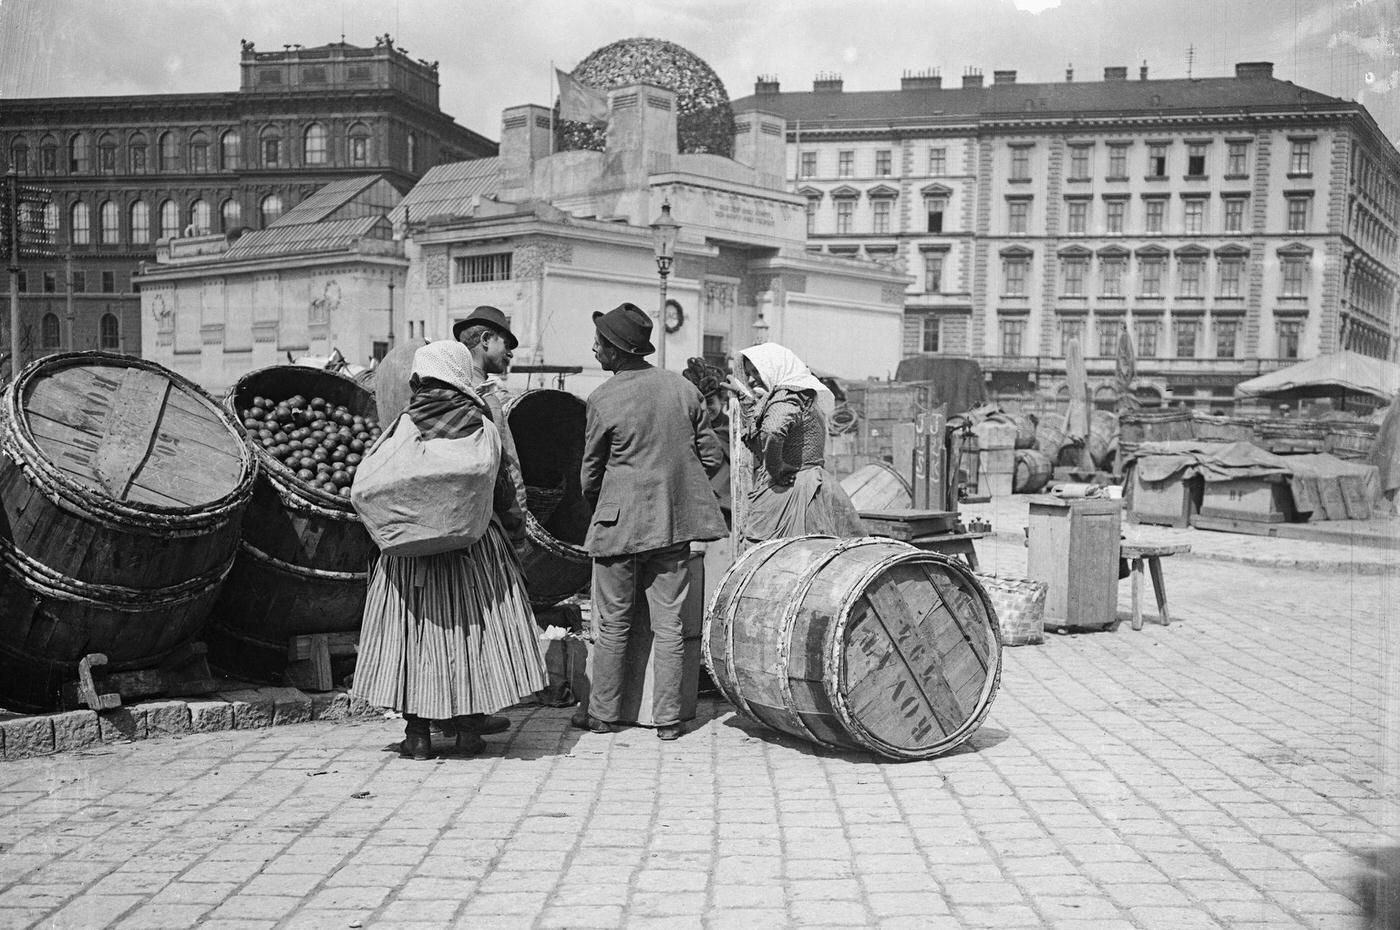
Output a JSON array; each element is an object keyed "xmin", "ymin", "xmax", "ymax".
[{"xmin": 1234, "ymin": 351, "xmax": 1400, "ymax": 401}]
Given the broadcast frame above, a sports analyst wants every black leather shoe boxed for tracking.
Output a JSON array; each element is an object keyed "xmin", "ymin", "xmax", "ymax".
[
  {"xmin": 569, "ymin": 710, "xmax": 616, "ymax": 733},
  {"xmin": 398, "ymin": 734, "xmax": 432, "ymax": 761},
  {"xmin": 655, "ymin": 724, "xmax": 683, "ymax": 741},
  {"xmin": 455, "ymin": 732, "xmax": 487, "ymax": 755},
  {"xmin": 456, "ymin": 714, "xmax": 510, "ymax": 735}
]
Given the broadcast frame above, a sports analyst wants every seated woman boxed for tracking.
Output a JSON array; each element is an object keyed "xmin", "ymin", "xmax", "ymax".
[{"xmin": 728, "ymin": 343, "xmax": 865, "ymax": 543}]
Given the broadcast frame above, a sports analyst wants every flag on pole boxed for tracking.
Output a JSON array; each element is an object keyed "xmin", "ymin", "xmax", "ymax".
[{"xmin": 556, "ymin": 68, "xmax": 609, "ymax": 124}]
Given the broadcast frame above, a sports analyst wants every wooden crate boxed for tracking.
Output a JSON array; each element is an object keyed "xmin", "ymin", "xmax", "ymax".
[
  {"xmin": 863, "ymin": 384, "xmax": 922, "ymax": 420},
  {"xmin": 858, "ymin": 509, "xmax": 958, "ymax": 541},
  {"xmin": 1027, "ymin": 497, "xmax": 1122, "ymax": 630},
  {"xmin": 980, "ymin": 448, "xmax": 1015, "ymax": 476},
  {"xmin": 1126, "ymin": 465, "xmax": 1200, "ymax": 528},
  {"xmin": 1198, "ymin": 477, "xmax": 1293, "ymax": 523}
]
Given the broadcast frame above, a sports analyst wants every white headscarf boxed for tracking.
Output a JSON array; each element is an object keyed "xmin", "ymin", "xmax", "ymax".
[
  {"xmin": 411, "ymin": 340, "xmax": 481, "ymax": 398},
  {"xmin": 739, "ymin": 342, "xmax": 835, "ymax": 417}
]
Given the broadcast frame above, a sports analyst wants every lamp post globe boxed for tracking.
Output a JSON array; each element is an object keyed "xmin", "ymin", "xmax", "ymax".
[{"xmin": 650, "ymin": 199, "xmax": 680, "ymax": 369}]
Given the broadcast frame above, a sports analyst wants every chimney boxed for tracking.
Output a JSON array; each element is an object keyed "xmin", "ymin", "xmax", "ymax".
[
  {"xmin": 1235, "ymin": 61, "xmax": 1274, "ymax": 79},
  {"xmin": 1140, "ymin": 61, "xmax": 1149, "ymax": 80},
  {"xmin": 813, "ymin": 72, "xmax": 843, "ymax": 92},
  {"xmin": 993, "ymin": 69, "xmax": 1017, "ymax": 85},
  {"xmin": 962, "ymin": 68, "xmax": 984, "ymax": 88},
  {"xmin": 1104, "ymin": 66, "xmax": 1128, "ymax": 81},
  {"xmin": 754, "ymin": 75, "xmax": 780, "ymax": 95},
  {"xmin": 901, "ymin": 69, "xmax": 942, "ymax": 90},
  {"xmin": 1066, "ymin": 63, "xmax": 1074, "ymax": 82}
]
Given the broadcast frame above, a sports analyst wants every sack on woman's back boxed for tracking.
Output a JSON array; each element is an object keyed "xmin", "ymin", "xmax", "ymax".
[{"xmin": 351, "ymin": 412, "xmax": 501, "ymax": 556}]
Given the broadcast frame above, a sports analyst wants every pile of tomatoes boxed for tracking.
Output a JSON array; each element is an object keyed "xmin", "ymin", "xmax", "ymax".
[{"xmin": 240, "ymin": 394, "xmax": 381, "ymax": 499}]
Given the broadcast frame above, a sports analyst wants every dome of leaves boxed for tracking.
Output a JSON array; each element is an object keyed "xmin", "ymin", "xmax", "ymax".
[{"xmin": 557, "ymin": 37, "xmax": 736, "ymax": 157}]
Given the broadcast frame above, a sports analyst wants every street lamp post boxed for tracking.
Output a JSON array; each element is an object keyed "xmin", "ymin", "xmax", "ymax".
[
  {"xmin": 650, "ymin": 199, "xmax": 679, "ymax": 370},
  {"xmin": 387, "ymin": 279, "xmax": 396, "ymax": 345}
]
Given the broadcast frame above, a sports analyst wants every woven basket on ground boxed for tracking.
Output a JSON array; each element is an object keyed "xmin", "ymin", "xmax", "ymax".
[{"xmin": 973, "ymin": 572, "xmax": 1048, "ymax": 647}]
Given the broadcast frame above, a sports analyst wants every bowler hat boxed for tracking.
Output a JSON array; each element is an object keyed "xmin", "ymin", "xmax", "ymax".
[
  {"xmin": 592, "ymin": 302, "xmax": 655, "ymax": 356},
  {"xmin": 453, "ymin": 305, "xmax": 518, "ymax": 350}
]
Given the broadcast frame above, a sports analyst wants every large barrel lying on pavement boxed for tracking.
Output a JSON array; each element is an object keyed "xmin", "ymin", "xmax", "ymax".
[
  {"xmin": 840, "ymin": 461, "xmax": 913, "ymax": 511},
  {"xmin": 704, "ymin": 535, "xmax": 1002, "ymax": 761},
  {"xmin": 0, "ymin": 352, "xmax": 254, "ymax": 709},
  {"xmin": 505, "ymin": 389, "xmax": 593, "ymax": 607}
]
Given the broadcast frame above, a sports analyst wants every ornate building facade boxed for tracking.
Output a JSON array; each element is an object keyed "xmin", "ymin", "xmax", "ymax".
[
  {"xmin": 0, "ymin": 37, "xmax": 494, "ymax": 365},
  {"xmin": 733, "ymin": 62, "xmax": 1400, "ymax": 408}
]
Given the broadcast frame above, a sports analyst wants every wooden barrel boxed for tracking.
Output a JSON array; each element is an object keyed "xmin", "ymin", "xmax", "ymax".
[
  {"xmin": 0, "ymin": 351, "xmax": 254, "ymax": 710},
  {"xmin": 206, "ymin": 366, "xmax": 377, "ymax": 682},
  {"xmin": 1003, "ymin": 412, "xmax": 1037, "ymax": 449},
  {"xmin": 1013, "ymin": 449, "xmax": 1053, "ymax": 494},
  {"xmin": 1089, "ymin": 410, "xmax": 1118, "ymax": 469},
  {"xmin": 840, "ymin": 462, "xmax": 913, "ymax": 511},
  {"xmin": 505, "ymin": 389, "xmax": 593, "ymax": 607},
  {"xmin": 1034, "ymin": 413, "xmax": 1068, "ymax": 460},
  {"xmin": 704, "ymin": 535, "xmax": 1002, "ymax": 761}
]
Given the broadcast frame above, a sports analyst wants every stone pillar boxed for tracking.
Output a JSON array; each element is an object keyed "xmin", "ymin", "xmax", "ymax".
[
  {"xmin": 498, "ymin": 104, "xmax": 553, "ymax": 200},
  {"xmin": 604, "ymin": 83, "xmax": 678, "ymax": 183},
  {"xmin": 732, "ymin": 110, "xmax": 787, "ymax": 186}
]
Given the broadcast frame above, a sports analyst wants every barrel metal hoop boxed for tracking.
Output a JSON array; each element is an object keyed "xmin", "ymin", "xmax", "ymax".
[
  {"xmin": 707, "ymin": 537, "xmax": 789, "ymax": 723},
  {"xmin": 238, "ymin": 540, "xmax": 369, "ymax": 582},
  {"xmin": 0, "ymin": 538, "xmax": 236, "ymax": 610}
]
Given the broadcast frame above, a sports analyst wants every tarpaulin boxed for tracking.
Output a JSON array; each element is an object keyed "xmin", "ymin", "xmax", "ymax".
[{"xmin": 1125, "ymin": 440, "xmax": 1293, "ymax": 483}]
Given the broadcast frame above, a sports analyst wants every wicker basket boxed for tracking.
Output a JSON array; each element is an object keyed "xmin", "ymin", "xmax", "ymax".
[{"xmin": 973, "ymin": 572, "xmax": 1048, "ymax": 647}]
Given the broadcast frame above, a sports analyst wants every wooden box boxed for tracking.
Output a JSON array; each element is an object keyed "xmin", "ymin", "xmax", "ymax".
[
  {"xmin": 1127, "ymin": 464, "xmax": 1200, "ymax": 528},
  {"xmin": 980, "ymin": 448, "xmax": 1015, "ymax": 476},
  {"xmin": 863, "ymin": 383, "xmax": 922, "ymax": 420},
  {"xmin": 1026, "ymin": 496, "xmax": 1122, "ymax": 630},
  {"xmin": 858, "ymin": 509, "xmax": 958, "ymax": 541},
  {"xmin": 1198, "ymin": 477, "xmax": 1293, "ymax": 523}
]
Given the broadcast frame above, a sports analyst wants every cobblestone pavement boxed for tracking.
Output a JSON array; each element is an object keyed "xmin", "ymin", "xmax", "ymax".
[{"xmin": 0, "ymin": 537, "xmax": 1393, "ymax": 930}]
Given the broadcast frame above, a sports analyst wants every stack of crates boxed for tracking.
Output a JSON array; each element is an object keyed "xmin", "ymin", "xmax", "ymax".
[{"xmin": 974, "ymin": 420, "xmax": 1018, "ymax": 497}]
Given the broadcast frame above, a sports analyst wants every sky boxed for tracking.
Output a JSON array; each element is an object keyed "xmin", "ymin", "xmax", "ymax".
[{"xmin": 1, "ymin": 0, "xmax": 1397, "ymax": 144}]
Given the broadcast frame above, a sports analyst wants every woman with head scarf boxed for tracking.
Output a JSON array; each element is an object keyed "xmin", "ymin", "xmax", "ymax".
[
  {"xmin": 353, "ymin": 339, "xmax": 546, "ymax": 761},
  {"xmin": 728, "ymin": 342, "xmax": 865, "ymax": 543}
]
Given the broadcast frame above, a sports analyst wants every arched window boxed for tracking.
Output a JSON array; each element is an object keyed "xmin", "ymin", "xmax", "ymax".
[
  {"xmin": 189, "ymin": 131, "xmax": 210, "ymax": 172},
  {"xmin": 128, "ymin": 133, "xmax": 148, "ymax": 173},
  {"xmin": 97, "ymin": 133, "xmax": 117, "ymax": 173},
  {"xmin": 188, "ymin": 199, "xmax": 211, "ymax": 235},
  {"xmin": 158, "ymin": 131, "xmax": 178, "ymax": 171},
  {"xmin": 303, "ymin": 123, "xmax": 327, "ymax": 165},
  {"xmin": 347, "ymin": 123, "xmax": 370, "ymax": 167},
  {"xmin": 159, "ymin": 199, "xmax": 179, "ymax": 239},
  {"xmin": 38, "ymin": 134, "xmax": 57, "ymax": 174},
  {"xmin": 70, "ymin": 201, "xmax": 91, "ymax": 245},
  {"xmin": 100, "ymin": 313, "xmax": 120, "ymax": 351},
  {"xmin": 260, "ymin": 126, "xmax": 281, "ymax": 168},
  {"xmin": 99, "ymin": 201, "xmax": 120, "ymax": 244},
  {"xmin": 220, "ymin": 130, "xmax": 240, "ymax": 170},
  {"xmin": 259, "ymin": 193, "xmax": 284, "ymax": 227},
  {"xmin": 43, "ymin": 202, "xmax": 57, "ymax": 236},
  {"xmin": 68, "ymin": 134, "xmax": 88, "ymax": 173},
  {"xmin": 220, "ymin": 198, "xmax": 241, "ymax": 232},
  {"xmin": 130, "ymin": 200, "xmax": 150, "ymax": 245},
  {"xmin": 406, "ymin": 132, "xmax": 417, "ymax": 173},
  {"xmin": 41, "ymin": 313, "xmax": 61, "ymax": 350},
  {"xmin": 9, "ymin": 138, "xmax": 29, "ymax": 175}
]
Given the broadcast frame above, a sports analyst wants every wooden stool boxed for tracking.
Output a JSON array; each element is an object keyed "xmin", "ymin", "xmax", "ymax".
[{"xmin": 1120, "ymin": 543, "xmax": 1191, "ymax": 630}]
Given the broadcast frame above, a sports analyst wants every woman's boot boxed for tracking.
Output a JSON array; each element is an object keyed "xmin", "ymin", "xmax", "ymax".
[
  {"xmin": 399, "ymin": 714, "xmax": 432, "ymax": 761},
  {"xmin": 455, "ymin": 713, "xmax": 510, "ymax": 735}
]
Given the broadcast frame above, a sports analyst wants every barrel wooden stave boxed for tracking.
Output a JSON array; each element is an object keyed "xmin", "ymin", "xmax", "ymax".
[
  {"xmin": 1013, "ymin": 449, "xmax": 1053, "ymax": 494},
  {"xmin": 840, "ymin": 462, "xmax": 913, "ymax": 511}
]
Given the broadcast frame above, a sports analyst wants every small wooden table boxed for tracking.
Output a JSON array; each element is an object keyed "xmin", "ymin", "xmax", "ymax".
[
  {"xmin": 907, "ymin": 530, "xmax": 987, "ymax": 570},
  {"xmin": 1120, "ymin": 542, "xmax": 1192, "ymax": 630}
]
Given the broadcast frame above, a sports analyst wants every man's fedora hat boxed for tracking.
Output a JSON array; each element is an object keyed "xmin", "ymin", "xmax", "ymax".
[
  {"xmin": 592, "ymin": 302, "xmax": 655, "ymax": 356},
  {"xmin": 453, "ymin": 305, "xmax": 519, "ymax": 350}
]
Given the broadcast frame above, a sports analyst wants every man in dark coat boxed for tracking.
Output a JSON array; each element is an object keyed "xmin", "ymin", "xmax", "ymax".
[{"xmin": 576, "ymin": 303, "xmax": 726, "ymax": 740}]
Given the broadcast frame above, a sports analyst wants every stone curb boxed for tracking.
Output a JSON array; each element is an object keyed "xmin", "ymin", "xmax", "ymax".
[{"xmin": 0, "ymin": 687, "xmax": 380, "ymax": 762}]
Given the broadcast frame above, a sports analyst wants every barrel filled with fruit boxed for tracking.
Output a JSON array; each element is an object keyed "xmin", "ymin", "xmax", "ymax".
[{"xmin": 206, "ymin": 366, "xmax": 380, "ymax": 684}]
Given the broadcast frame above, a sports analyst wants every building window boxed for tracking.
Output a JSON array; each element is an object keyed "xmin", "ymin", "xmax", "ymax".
[
  {"xmin": 159, "ymin": 131, "xmax": 178, "ymax": 171},
  {"xmin": 100, "ymin": 313, "xmax": 120, "ymax": 350},
  {"xmin": 1183, "ymin": 199, "xmax": 1205, "ymax": 233},
  {"xmin": 189, "ymin": 132, "xmax": 209, "ymax": 172},
  {"xmin": 454, "ymin": 253, "xmax": 513, "ymax": 283},
  {"xmin": 1223, "ymin": 197, "xmax": 1246, "ymax": 233},
  {"xmin": 924, "ymin": 252, "xmax": 943, "ymax": 293},
  {"xmin": 220, "ymin": 130, "xmax": 240, "ymax": 170},
  {"xmin": 1227, "ymin": 141, "xmax": 1249, "ymax": 175},
  {"xmin": 1060, "ymin": 318, "xmax": 1085, "ymax": 357},
  {"xmin": 1098, "ymin": 321, "xmax": 1119, "ymax": 357},
  {"xmin": 1108, "ymin": 145, "xmax": 1127, "ymax": 178},
  {"xmin": 262, "ymin": 134, "xmax": 280, "ymax": 168},
  {"xmin": 68, "ymin": 134, "xmax": 88, "ymax": 173},
  {"xmin": 836, "ymin": 199, "xmax": 853, "ymax": 234},
  {"xmin": 43, "ymin": 271, "xmax": 57, "ymax": 293},
  {"xmin": 929, "ymin": 147, "xmax": 946, "ymax": 175},
  {"xmin": 921, "ymin": 316, "xmax": 941, "ymax": 353},
  {"xmin": 1218, "ymin": 258, "xmax": 1243, "ymax": 297},
  {"xmin": 97, "ymin": 134, "xmax": 117, "ymax": 173},
  {"xmin": 1286, "ymin": 196, "xmax": 1310, "ymax": 233},
  {"xmin": 999, "ymin": 319, "xmax": 1026, "ymax": 356},
  {"xmin": 189, "ymin": 199, "xmax": 211, "ymax": 236},
  {"xmin": 71, "ymin": 271, "xmax": 86, "ymax": 293},
  {"xmin": 1277, "ymin": 320, "xmax": 1303, "ymax": 358},
  {"xmin": 702, "ymin": 333, "xmax": 726, "ymax": 366},
  {"xmin": 1147, "ymin": 143, "xmax": 1167, "ymax": 177},
  {"xmin": 1010, "ymin": 146, "xmax": 1031, "ymax": 180},
  {"xmin": 128, "ymin": 134, "xmax": 147, "ymax": 173},
  {"xmin": 1068, "ymin": 146, "xmax": 1091, "ymax": 181},
  {"xmin": 872, "ymin": 199, "xmax": 891, "ymax": 234},
  {"xmin": 1289, "ymin": 139, "xmax": 1313, "ymax": 175},
  {"xmin": 1140, "ymin": 259, "xmax": 1164, "ymax": 296},
  {"xmin": 925, "ymin": 197, "xmax": 945, "ymax": 233},
  {"xmin": 101, "ymin": 270, "xmax": 115, "ymax": 293},
  {"xmin": 41, "ymin": 313, "xmax": 61, "ymax": 349},
  {"xmin": 259, "ymin": 194, "xmax": 284, "ymax": 227},
  {"xmin": 800, "ymin": 151, "xmax": 816, "ymax": 177},
  {"xmin": 1136, "ymin": 320, "xmax": 1161, "ymax": 357},
  {"xmin": 15, "ymin": 271, "xmax": 26, "ymax": 292},
  {"xmin": 1105, "ymin": 199, "xmax": 1125, "ymax": 233},
  {"xmin": 70, "ymin": 201, "xmax": 91, "ymax": 245},
  {"xmin": 1008, "ymin": 200, "xmax": 1029, "ymax": 234},
  {"xmin": 9, "ymin": 139, "xmax": 29, "ymax": 174},
  {"xmin": 130, "ymin": 201, "xmax": 150, "ymax": 245},
  {"xmin": 39, "ymin": 136, "xmax": 57, "ymax": 174},
  {"xmin": 407, "ymin": 132, "xmax": 418, "ymax": 173},
  {"xmin": 1066, "ymin": 200, "xmax": 1087, "ymax": 234},
  {"xmin": 1178, "ymin": 259, "xmax": 1203, "ymax": 296},
  {"xmin": 875, "ymin": 150, "xmax": 891, "ymax": 176},
  {"xmin": 1101, "ymin": 258, "xmax": 1125, "ymax": 297},
  {"xmin": 99, "ymin": 201, "xmax": 119, "ymax": 245},
  {"xmin": 348, "ymin": 124, "xmax": 370, "ymax": 167},
  {"xmin": 1144, "ymin": 199, "xmax": 1165, "ymax": 233},
  {"xmin": 804, "ymin": 199, "xmax": 817, "ymax": 235},
  {"xmin": 1215, "ymin": 319, "xmax": 1240, "ymax": 358},
  {"xmin": 1002, "ymin": 257, "xmax": 1029, "ymax": 296},
  {"xmin": 221, "ymin": 198, "xmax": 241, "ymax": 232},
  {"xmin": 1174, "ymin": 319, "xmax": 1200, "ymax": 357},
  {"xmin": 1281, "ymin": 258, "xmax": 1309, "ymax": 297},
  {"xmin": 303, "ymin": 123, "xmax": 328, "ymax": 166},
  {"xmin": 1062, "ymin": 259, "xmax": 1087, "ymax": 296},
  {"xmin": 837, "ymin": 150, "xmax": 853, "ymax": 177},
  {"xmin": 1186, "ymin": 143, "xmax": 1207, "ymax": 177}
]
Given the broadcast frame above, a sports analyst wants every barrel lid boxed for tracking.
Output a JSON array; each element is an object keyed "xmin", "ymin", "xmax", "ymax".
[{"xmin": 13, "ymin": 354, "xmax": 249, "ymax": 509}]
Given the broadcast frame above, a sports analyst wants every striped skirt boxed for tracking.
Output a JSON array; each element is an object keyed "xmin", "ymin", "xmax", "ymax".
[{"xmin": 353, "ymin": 523, "xmax": 547, "ymax": 720}]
